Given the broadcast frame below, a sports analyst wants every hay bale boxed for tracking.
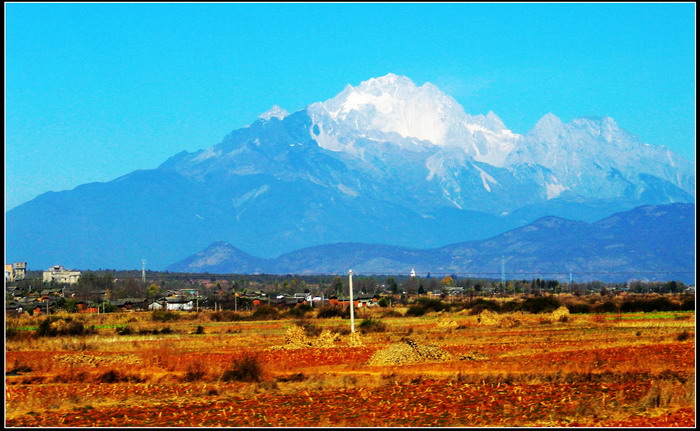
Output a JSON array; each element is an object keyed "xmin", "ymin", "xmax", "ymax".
[
  {"xmin": 348, "ymin": 331, "xmax": 364, "ymax": 347},
  {"xmin": 551, "ymin": 306, "xmax": 570, "ymax": 321},
  {"xmin": 499, "ymin": 315, "xmax": 522, "ymax": 328},
  {"xmin": 282, "ymin": 325, "xmax": 312, "ymax": 349},
  {"xmin": 477, "ymin": 309, "xmax": 499, "ymax": 325},
  {"xmin": 274, "ymin": 326, "xmax": 345, "ymax": 350},
  {"xmin": 436, "ymin": 315, "xmax": 459, "ymax": 330},
  {"xmin": 367, "ymin": 337, "xmax": 452, "ymax": 365},
  {"xmin": 313, "ymin": 330, "xmax": 340, "ymax": 348}
]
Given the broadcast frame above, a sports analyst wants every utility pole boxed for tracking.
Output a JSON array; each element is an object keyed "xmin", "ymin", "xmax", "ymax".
[
  {"xmin": 142, "ymin": 259, "xmax": 146, "ymax": 285},
  {"xmin": 349, "ymin": 269, "xmax": 355, "ymax": 333}
]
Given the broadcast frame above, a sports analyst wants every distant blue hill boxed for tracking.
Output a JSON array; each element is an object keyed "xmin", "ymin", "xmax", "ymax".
[{"xmin": 166, "ymin": 203, "xmax": 695, "ymax": 284}]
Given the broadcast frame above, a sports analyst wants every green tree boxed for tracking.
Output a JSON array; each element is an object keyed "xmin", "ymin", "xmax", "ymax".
[
  {"xmin": 63, "ymin": 298, "xmax": 78, "ymax": 313},
  {"xmin": 386, "ymin": 277, "xmax": 398, "ymax": 294},
  {"xmin": 440, "ymin": 275, "xmax": 455, "ymax": 287},
  {"xmin": 147, "ymin": 283, "xmax": 161, "ymax": 299},
  {"xmin": 331, "ymin": 276, "xmax": 344, "ymax": 296}
]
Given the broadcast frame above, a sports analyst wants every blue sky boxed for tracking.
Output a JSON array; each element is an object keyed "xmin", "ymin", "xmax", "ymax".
[{"xmin": 6, "ymin": 3, "xmax": 696, "ymax": 210}]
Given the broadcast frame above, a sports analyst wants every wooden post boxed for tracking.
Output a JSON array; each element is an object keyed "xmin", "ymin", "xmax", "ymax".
[{"xmin": 349, "ymin": 269, "xmax": 355, "ymax": 333}]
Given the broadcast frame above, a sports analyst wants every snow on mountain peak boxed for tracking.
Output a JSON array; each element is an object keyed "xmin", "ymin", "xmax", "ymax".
[
  {"xmin": 258, "ymin": 105, "xmax": 289, "ymax": 121},
  {"xmin": 532, "ymin": 113, "xmax": 565, "ymax": 133},
  {"xmin": 307, "ymin": 74, "xmax": 519, "ymax": 165}
]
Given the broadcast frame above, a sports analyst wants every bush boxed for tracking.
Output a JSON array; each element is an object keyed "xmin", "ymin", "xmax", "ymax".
[
  {"xmin": 221, "ymin": 354, "xmax": 264, "ymax": 382},
  {"xmin": 316, "ymin": 306, "xmax": 345, "ymax": 319},
  {"xmin": 99, "ymin": 302, "xmax": 117, "ymax": 313},
  {"xmin": 680, "ymin": 296, "xmax": 694, "ymax": 311},
  {"xmin": 377, "ymin": 297, "xmax": 390, "ymax": 308},
  {"xmin": 416, "ymin": 298, "xmax": 447, "ymax": 312},
  {"xmin": 469, "ymin": 299, "xmax": 505, "ymax": 315},
  {"xmin": 620, "ymin": 297, "xmax": 680, "ymax": 313},
  {"xmin": 209, "ymin": 310, "xmax": 243, "ymax": 322},
  {"xmin": 97, "ymin": 370, "xmax": 143, "ymax": 383},
  {"xmin": 676, "ymin": 331, "xmax": 691, "ymax": 342},
  {"xmin": 468, "ymin": 298, "xmax": 502, "ymax": 312},
  {"xmin": 405, "ymin": 304, "xmax": 427, "ymax": 317},
  {"xmin": 182, "ymin": 363, "xmax": 206, "ymax": 382},
  {"xmin": 36, "ymin": 317, "xmax": 59, "ymax": 337},
  {"xmin": 36, "ymin": 317, "xmax": 92, "ymax": 337},
  {"xmin": 98, "ymin": 370, "xmax": 122, "ymax": 383},
  {"xmin": 381, "ymin": 309, "xmax": 403, "ymax": 318},
  {"xmin": 593, "ymin": 301, "xmax": 619, "ymax": 313},
  {"xmin": 285, "ymin": 304, "xmax": 312, "ymax": 318},
  {"xmin": 405, "ymin": 298, "xmax": 447, "ymax": 317},
  {"xmin": 115, "ymin": 325, "xmax": 133, "ymax": 335},
  {"xmin": 500, "ymin": 300, "xmax": 522, "ymax": 313},
  {"xmin": 358, "ymin": 318, "xmax": 387, "ymax": 334},
  {"xmin": 520, "ymin": 296, "xmax": 561, "ymax": 314},
  {"xmin": 566, "ymin": 303, "xmax": 592, "ymax": 314},
  {"xmin": 276, "ymin": 373, "xmax": 306, "ymax": 382},
  {"xmin": 194, "ymin": 325, "xmax": 205, "ymax": 335},
  {"xmin": 251, "ymin": 305, "xmax": 280, "ymax": 320},
  {"xmin": 151, "ymin": 310, "xmax": 180, "ymax": 322}
]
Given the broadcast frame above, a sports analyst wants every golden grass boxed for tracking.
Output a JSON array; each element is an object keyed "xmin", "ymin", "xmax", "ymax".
[{"xmin": 5, "ymin": 307, "xmax": 695, "ymax": 426}]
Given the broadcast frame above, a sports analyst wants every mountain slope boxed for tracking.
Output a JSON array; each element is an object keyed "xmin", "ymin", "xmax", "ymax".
[
  {"xmin": 166, "ymin": 203, "xmax": 695, "ymax": 284},
  {"xmin": 6, "ymin": 74, "xmax": 694, "ymax": 270}
]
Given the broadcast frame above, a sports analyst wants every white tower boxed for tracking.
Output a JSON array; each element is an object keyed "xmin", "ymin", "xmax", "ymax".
[{"xmin": 410, "ymin": 267, "xmax": 416, "ymax": 278}]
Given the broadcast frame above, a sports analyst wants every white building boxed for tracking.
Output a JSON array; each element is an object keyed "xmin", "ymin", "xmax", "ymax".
[
  {"xmin": 5, "ymin": 262, "xmax": 27, "ymax": 282},
  {"xmin": 148, "ymin": 301, "xmax": 164, "ymax": 311},
  {"xmin": 5, "ymin": 265, "xmax": 14, "ymax": 282},
  {"xmin": 43, "ymin": 265, "xmax": 81, "ymax": 284},
  {"xmin": 165, "ymin": 299, "xmax": 194, "ymax": 311}
]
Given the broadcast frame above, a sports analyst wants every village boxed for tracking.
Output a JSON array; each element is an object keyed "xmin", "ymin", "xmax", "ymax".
[
  {"xmin": 5, "ymin": 261, "xmax": 694, "ymax": 318},
  {"xmin": 5, "ymin": 263, "xmax": 388, "ymax": 316}
]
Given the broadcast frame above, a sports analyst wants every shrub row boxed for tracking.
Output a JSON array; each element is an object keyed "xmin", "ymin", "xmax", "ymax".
[
  {"xmin": 36, "ymin": 317, "xmax": 96, "ymax": 337},
  {"xmin": 405, "ymin": 298, "xmax": 448, "ymax": 316}
]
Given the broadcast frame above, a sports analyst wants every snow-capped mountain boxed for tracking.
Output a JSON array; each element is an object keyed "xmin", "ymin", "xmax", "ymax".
[
  {"xmin": 258, "ymin": 105, "xmax": 289, "ymax": 121},
  {"xmin": 307, "ymin": 73, "xmax": 519, "ymax": 166},
  {"xmin": 169, "ymin": 73, "xmax": 692, "ymax": 214},
  {"xmin": 6, "ymin": 74, "xmax": 695, "ymax": 270}
]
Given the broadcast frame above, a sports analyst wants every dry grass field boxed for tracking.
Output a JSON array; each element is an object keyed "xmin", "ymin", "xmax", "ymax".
[{"xmin": 5, "ymin": 300, "xmax": 696, "ymax": 427}]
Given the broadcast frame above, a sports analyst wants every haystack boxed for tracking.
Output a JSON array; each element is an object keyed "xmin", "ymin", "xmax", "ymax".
[
  {"xmin": 551, "ymin": 306, "xmax": 571, "ymax": 321},
  {"xmin": 436, "ymin": 314, "xmax": 459, "ymax": 330},
  {"xmin": 313, "ymin": 330, "xmax": 341, "ymax": 348},
  {"xmin": 367, "ymin": 337, "xmax": 452, "ymax": 365},
  {"xmin": 477, "ymin": 309, "xmax": 500, "ymax": 325},
  {"xmin": 348, "ymin": 331, "xmax": 364, "ymax": 347},
  {"xmin": 499, "ymin": 315, "xmax": 522, "ymax": 328},
  {"xmin": 281, "ymin": 324, "xmax": 313, "ymax": 349}
]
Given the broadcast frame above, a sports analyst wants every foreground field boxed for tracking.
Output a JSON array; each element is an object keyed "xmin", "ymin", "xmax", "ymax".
[{"xmin": 5, "ymin": 305, "xmax": 696, "ymax": 427}]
